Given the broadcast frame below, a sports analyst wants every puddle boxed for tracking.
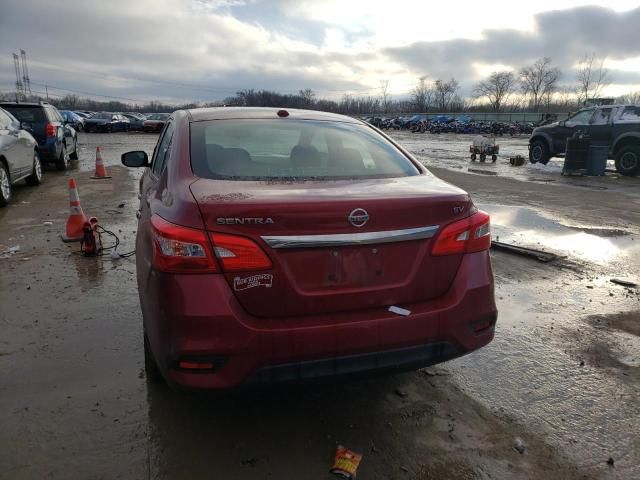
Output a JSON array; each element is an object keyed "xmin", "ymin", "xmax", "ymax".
[{"xmin": 480, "ymin": 203, "xmax": 640, "ymax": 271}]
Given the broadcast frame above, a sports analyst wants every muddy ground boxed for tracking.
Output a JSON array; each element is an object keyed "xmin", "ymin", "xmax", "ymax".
[{"xmin": 1, "ymin": 132, "xmax": 639, "ymax": 480}]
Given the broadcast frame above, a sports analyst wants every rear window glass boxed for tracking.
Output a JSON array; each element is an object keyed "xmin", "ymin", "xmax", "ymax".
[
  {"xmin": 190, "ymin": 119, "xmax": 420, "ymax": 180},
  {"xmin": 147, "ymin": 114, "xmax": 168, "ymax": 120},
  {"xmin": 92, "ymin": 112, "xmax": 113, "ymax": 119},
  {"xmin": 618, "ymin": 106, "xmax": 640, "ymax": 123},
  {"xmin": 1, "ymin": 106, "xmax": 45, "ymax": 123}
]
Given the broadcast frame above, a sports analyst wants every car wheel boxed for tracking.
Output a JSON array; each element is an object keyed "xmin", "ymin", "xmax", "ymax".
[
  {"xmin": 471, "ymin": 153, "xmax": 476, "ymax": 161},
  {"xmin": 107, "ymin": 125, "xmax": 112, "ymax": 133},
  {"xmin": 0, "ymin": 162, "xmax": 11, "ymax": 207},
  {"xmin": 614, "ymin": 146, "xmax": 640, "ymax": 177},
  {"xmin": 492, "ymin": 155, "xmax": 497, "ymax": 162},
  {"xmin": 55, "ymin": 148, "xmax": 67, "ymax": 171},
  {"xmin": 144, "ymin": 332, "xmax": 164, "ymax": 384},
  {"xmin": 529, "ymin": 139, "xmax": 550, "ymax": 165},
  {"xmin": 125, "ymin": 125, "xmax": 130, "ymax": 132},
  {"xmin": 480, "ymin": 153, "xmax": 486, "ymax": 162},
  {"xmin": 25, "ymin": 151, "xmax": 43, "ymax": 186},
  {"xmin": 69, "ymin": 139, "xmax": 79, "ymax": 160}
]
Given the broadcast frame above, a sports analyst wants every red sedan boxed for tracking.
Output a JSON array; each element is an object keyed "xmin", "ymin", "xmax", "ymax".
[{"xmin": 122, "ymin": 107, "xmax": 497, "ymax": 389}]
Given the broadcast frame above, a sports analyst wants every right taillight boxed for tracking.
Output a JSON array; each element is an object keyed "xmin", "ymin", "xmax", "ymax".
[
  {"xmin": 210, "ymin": 233, "xmax": 272, "ymax": 272},
  {"xmin": 45, "ymin": 123, "xmax": 56, "ymax": 137},
  {"xmin": 432, "ymin": 210, "xmax": 491, "ymax": 256}
]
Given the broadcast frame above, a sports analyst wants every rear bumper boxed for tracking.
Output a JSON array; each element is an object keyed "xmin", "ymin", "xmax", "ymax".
[
  {"xmin": 37, "ymin": 140, "xmax": 59, "ymax": 161},
  {"xmin": 145, "ymin": 251, "xmax": 497, "ymax": 389}
]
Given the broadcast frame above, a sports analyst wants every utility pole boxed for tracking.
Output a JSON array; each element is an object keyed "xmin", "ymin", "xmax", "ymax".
[
  {"xmin": 20, "ymin": 49, "xmax": 32, "ymax": 94},
  {"xmin": 45, "ymin": 85, "xmax": 49, "ymax": 101},
  {"xmin": 13, "ymin": 53, "xmax": 23, "ymax": 100}
]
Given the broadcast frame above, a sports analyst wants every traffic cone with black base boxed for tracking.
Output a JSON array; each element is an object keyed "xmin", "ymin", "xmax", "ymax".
[
  {"xmin": 91, "ymin": 146, "xmax": 111, "ymax": 179},
  {"xmin": 61, "ymin": 177, "xmax": 89, "ymax": 242}
]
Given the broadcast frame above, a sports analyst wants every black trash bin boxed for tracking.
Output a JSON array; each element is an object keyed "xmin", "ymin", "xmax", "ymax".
[
  {"xmin": 563, "ymin": 133, "xmax": 589, "ymax": 175},
  {"xmin": 587, "ymin": 143, "xmax": 609, "ymax": 176}
]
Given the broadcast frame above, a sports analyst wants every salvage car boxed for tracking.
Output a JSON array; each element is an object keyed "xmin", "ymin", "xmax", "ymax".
[
  {"xmin": 0, "ymin": 107, "xmax": 42, "ymax": 207},
  {"xmin": 122, "ymin": 107, "xmax": 497, "ymax": 390},
  {"xmin": 529, "ymin": 104, "xmax": 640, "ymax": 176},
  {"xmin": 142, "ymin": 113, "xmax": 170, "ymax": 133},
  {"xmin": 61, "ymin": 110, "xmax": 85, "ymax": 131},
  {"xmin": 84, "ymin": 112, "xmax": 130, "ymax": 133},
  {"xmin": 0, "ymin": 102, "xmax": 78, "ymax": 171},
  {"xmin": 123, "ymin": 112, "xmax": 146, "ymax": 131}
]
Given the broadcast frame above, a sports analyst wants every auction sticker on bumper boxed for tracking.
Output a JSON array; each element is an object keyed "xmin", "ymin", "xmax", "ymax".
[{"xmin": 233, "ymin": 273, "xmax": 273, "ymax": 291}]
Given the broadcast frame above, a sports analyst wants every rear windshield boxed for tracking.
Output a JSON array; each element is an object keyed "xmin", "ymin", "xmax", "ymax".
[
  {"xmin": 148, "ymin": 114, "xmax": 168, "ymax": 120},
  {"xmin": 1, "ymin": 106, "xmax": 45, "ymax": 123},
  {"xmin": 190, "ymin": 119, "xmax": 420, "ymax": 180}
]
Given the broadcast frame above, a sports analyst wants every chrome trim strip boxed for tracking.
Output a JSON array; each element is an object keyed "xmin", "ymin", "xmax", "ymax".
[{"xmin": 261, "ymin": 225, "xmax": 440, "ymax": 249}]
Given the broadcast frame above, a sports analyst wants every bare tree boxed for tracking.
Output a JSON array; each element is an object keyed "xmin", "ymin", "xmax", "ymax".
[
  {"xmin": 576, "ymin": 53, "xmax": 610, "ymax": 105},
  {"xmin": 520, "ymin": 57, "xmax": 561, "ymax": 112},
  {"xmin": 434, "ymin": 78, "xmax": 459, "ymax": 111},
  {"xmin": 298, "ymin": 88, "xmax": 316, "ymax": 107},
  {"xmin": 474, "ymin": 71, "xmax": 517, "ymax": 112},
  {"xmin": 411, "ymin": 76, "xmax": 431, "ymax": 112},
  {"xmin": 379, "ymin": 79, "xmax": 390, "ymax": 113},
  {"xmin": 618, "ymin": 90, "xmax": 640, "ymax": 104}
]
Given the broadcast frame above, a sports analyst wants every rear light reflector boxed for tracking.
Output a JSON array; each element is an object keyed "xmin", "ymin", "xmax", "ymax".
[
  {"xmin": 432, "ymin": 210, "xmax": 491, "ymax": 256},
  {"xmin": 210, "ymin": 233, "xmax": 272, "ymax": 272},
  {"xmin": 45, "ymin": 122, "xmax": 56, "ymax": 137},
  {"xmin": 178, "ymin": 360, "xmax": 215, "ymax": 370},
  {"xmin": 150, "ymin": 215, "xmax": 218, "ymax": 273}
]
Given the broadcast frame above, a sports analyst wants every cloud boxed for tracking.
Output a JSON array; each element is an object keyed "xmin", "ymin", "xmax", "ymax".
[
  {"xmin": 0, "ymin": 1, "xmax": 638, "ymax": 104},
  {"xmin": 384, "ymin": 6, "xmax": 640, "ymax": 87}
]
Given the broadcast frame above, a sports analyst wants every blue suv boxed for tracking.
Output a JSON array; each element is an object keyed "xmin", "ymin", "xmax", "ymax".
[{"xmin": 0, "ymin": 102, "xmax": 78, "ymax": 171}]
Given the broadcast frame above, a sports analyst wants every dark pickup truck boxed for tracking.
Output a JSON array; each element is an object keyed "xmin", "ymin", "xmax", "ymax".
[{"xmin": 528, "ymin": 105, "xmax": 640, "ymax": 176}]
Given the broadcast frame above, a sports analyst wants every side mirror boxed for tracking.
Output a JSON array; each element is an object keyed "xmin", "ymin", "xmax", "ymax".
[
  {"xmin": 112, "ymin": 116, "xmax": 118, "ymax": 121},
  {"xmin": 122, "ymin": 150, "xmax": 149, "ymax": 168},
  {"xmin": 558, "ymin": 120, "xmax": 566, "ymax": 127}
]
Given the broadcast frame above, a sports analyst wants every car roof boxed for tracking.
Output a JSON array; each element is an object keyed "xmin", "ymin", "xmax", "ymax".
[{"xmin": 185, "ymin": 107, "xmax": 360, "ymax": 124}]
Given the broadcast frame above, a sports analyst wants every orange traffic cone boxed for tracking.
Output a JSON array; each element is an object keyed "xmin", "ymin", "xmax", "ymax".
[
  {"xmin": 61, "ymin": 177, "xmax": 89, "ymax": 242},
  {"xmin": 91, "ymin": 147, "xmax": 111, "ymax": 179}
]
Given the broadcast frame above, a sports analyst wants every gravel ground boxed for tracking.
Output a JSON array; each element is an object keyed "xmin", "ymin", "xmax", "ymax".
[{"xmin": 0, "ymin": 131, "xmax": 638, "ymax": 480}]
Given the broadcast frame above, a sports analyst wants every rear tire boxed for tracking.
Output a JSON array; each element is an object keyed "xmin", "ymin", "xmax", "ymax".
[
  {"xmin": 69, "ymin": 139, "xmax": 79, "ymax": 160},
  {"xmin": 0, "ymin": 162, "xmax": 11, "ymax": 207},
  {"xmin": 25, "ymin": 151, "xmax": 43, "ymax": 186},
  {"xmin": 529, "ymin": 139, "xmax": 550, "ymax": 165},
  {"xmin": 492, "ymin": 155, "xmax": 497, "ymax": 162},
  {"xmin": 144, "ymin": 332, "xmax": 164, "ymax": 384},
  {"xmin": 614, "ymin": 146, "xmax": 640, "ymax": 177},
  {"xmin": 471, "ymin": 153, "xmax": 476, "ymax": 161},
  {"xmin": 55, "ymin": 149, "xmax": 67, "ymax": 171},
  {"xmin": 480, "ymin": 153, "xmax": 486, "ymax": 162}
]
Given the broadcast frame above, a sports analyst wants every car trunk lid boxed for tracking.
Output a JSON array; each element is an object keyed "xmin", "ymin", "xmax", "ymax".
[{"xmin": 190, "ymin": 175, "xmax": 472, "ymax": 318}]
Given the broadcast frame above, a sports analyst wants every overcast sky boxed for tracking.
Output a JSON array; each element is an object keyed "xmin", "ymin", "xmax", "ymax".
[{"xmin": 1, "ymin": 0, "xmax": 639, "ymax": 104}]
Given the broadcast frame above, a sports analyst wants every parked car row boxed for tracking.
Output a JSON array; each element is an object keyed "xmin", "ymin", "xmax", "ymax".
[
  {"xmin": 61, "ymin": 110, "xmax": 170, "ymax": 133},
  {"xmin": 363, "ymin": 115, "xmax": 536, "ymax": 136}
]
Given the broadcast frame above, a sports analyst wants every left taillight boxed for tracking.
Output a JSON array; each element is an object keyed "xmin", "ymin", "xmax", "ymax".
[
  {"xmin": 150, "ymin": 215, "xmax": 218, "ymax": 273},
  {"xmin": 432, "ymin": 210, "xmax": 491, "ymax": 256},
  {"xmin": 45, "ymin": 122, "xmax": 56, "ymax": 137}
]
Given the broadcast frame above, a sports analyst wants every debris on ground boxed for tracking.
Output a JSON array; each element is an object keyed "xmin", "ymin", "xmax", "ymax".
[
  {"xmin": 468, "ymin": 168, "xmax": 498, "ymax": 176},
  {"xmin": 117, "ymin": 202, "xmax": 126, "ymax": 208},
  {"xmin": 491, "ymin": 241, "xmax": 558, "ymax": 263},
  {"xmin": 394, "ymin": 388, "xmax": 408, "ymax": 398},
  {"xmin": 510, "ymin": 155, "xmax": 526, "ymax": 166},
  {"xmin": 330, "ymin": 445, "xmax": 363, "ymax": 479},
  {"xmin": 610, "ymin": 278, "xmax": 637, "ymax": 288},
  {"xmin": 0, "ymin": 245, "xmax": 20, "ymax": 258},
  {"xmin": 513, "ymin": 437, "xmax": 526, "ymax": 454},
  {"xmin": 607, "ymin": 457, "xmax": 615, "ymax": 467}
]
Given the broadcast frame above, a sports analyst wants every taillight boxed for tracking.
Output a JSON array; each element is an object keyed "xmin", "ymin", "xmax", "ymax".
[
  {"xmin": 150, "ymin": 215, "xmax": 218, "ymax": 273},
  {"xmin": 432, "ymin": 210, "xmax": 491, "ymax": 256},
  {"xmin": 45, "ymin": 123, "xmax": 56, "ymax": 137},
  {"xmin": 210, "ymin": 233, "xmax": 272, "ymax": 272}
]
